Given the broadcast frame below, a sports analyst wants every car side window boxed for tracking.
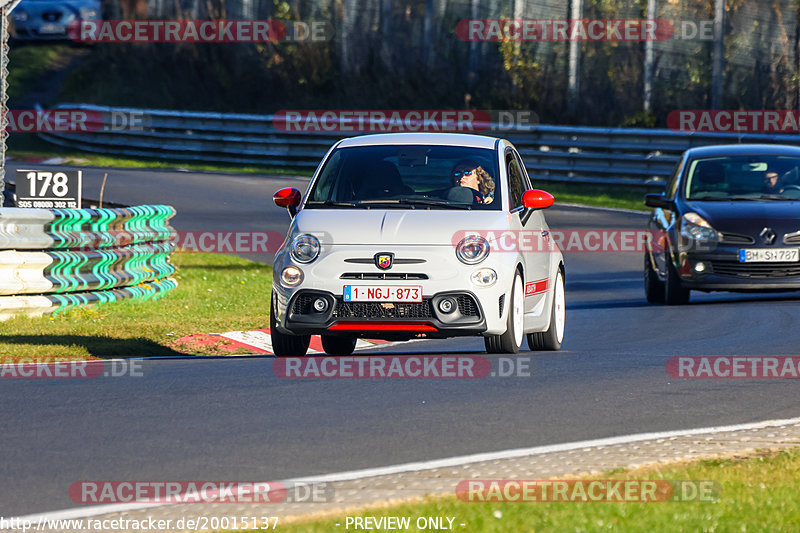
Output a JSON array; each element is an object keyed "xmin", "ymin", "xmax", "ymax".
[
  {"xmin": 666, "ymin": 158, "xmax": 685, "ymax": 200},
  {"xmin": 513, "ymin": 150, "xmax": 533, "ymax": 189},
  {"xmin": 506, "ymin": 152, "xmax": 526, "ymax": 210}
]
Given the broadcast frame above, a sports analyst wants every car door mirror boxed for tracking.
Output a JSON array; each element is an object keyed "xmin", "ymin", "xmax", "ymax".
[
  {"xmin": 273, "ymin": 187, "xmax": 302, "ymax": 217},
  {"xmin": 644, "ymin": 193, "xmax": 675, "ymax": 210},
  {"xmin": 521, "ymin": 189, "xmax": 555, "ymax": 210}
]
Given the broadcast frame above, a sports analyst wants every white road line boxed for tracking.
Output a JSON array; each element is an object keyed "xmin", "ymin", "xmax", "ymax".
[{"xmin": 13, "ymin": 415, "xmax": 800, "ymax": 523}]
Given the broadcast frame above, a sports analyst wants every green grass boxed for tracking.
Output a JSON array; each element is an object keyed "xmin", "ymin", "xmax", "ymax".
[
  {"xmin": 0, "ymin": 252, "xmax": 272, "ymax": 360},
  {"xmin": 277, "ymin": 449, "xmax": 800, "ymax": 533},
  {"xmin": 7, "ymin": 43, "xmax": 76, "ymax": 103},
  {"xmin": 543, "ymin": 182, "xmax": 651, "ymax": 212}
]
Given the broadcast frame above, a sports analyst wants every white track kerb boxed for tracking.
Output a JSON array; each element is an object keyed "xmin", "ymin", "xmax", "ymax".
[{"xmin": 13, "ymin": 416, "xmax": 800, "ymax": 523}]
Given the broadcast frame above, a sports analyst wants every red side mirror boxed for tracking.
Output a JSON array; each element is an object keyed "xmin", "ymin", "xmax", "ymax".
[
  {"xmin": 522, "ymin": 189, "xmax": 555, "ymax": 210},
  {"xmin": 273, "ymin": 187, "xmax": 302, "ymax": 208}
]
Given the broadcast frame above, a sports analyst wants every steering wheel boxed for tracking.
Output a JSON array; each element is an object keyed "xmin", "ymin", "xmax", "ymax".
[{"xmin": 781, "ymin": 185, "xmax": 800, "ymax": 191}]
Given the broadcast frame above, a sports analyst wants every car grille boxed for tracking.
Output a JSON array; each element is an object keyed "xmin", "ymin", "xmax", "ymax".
[
  {"xmin": 333, "ymin": 299, "xmax": 434, "ymax": 319},
  {"xmin": 42, "ymin": 11, "xmax": 62, "ymax": 21},
  {"xmin": 710, "ymin": 261, "xmax": 800, "ymax": 278},
  {"xmin": 291, "ymin": 294, "xmax": 317, "ymax": 314},
  {"xmin": 784, "ymin": 231, "xmax": 800, "ymax": 245},
  {"xmin": 340, "ymin": 272, "xmax": 428, "ymax": 280},
  {"xmin": 719, "ymin": 232, "xmax": 755, "ymax": 244},
  {"xmin": 457, "ymin": 295, "xmax": 479, "ymax": 317}
]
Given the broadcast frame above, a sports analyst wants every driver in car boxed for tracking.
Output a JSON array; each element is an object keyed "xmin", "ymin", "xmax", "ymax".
[
  {"xmin": 762, "ymin": 169, "xmax": 785, "ymax": 194},
  {"xmin": 451, "ymin": 159, "xmax": 495, "ymax": 205}
]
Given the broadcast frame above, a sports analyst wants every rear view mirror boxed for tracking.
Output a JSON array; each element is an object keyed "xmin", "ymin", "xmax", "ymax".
[
  {"xmin": 273, "ymin": 187, "xmax": 302, "ymax": 217},
  {"xmin": 644, "ymin": 193, "xmax": 674, "ymax": 210},
  {"xmin": 521, "ymin": 189, "xmax": 555, "ymax": 210}
]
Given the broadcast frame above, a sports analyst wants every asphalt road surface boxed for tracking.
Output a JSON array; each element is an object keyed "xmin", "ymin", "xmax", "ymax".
[{"xmin": 2, "ymin": 167, "xmax": 799, "ymax": 517}]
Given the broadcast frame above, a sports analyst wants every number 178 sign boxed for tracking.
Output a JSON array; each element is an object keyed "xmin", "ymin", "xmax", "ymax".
[{"xmin": 16, "ymin": 169, "xmax": 82, "ymax": 209}]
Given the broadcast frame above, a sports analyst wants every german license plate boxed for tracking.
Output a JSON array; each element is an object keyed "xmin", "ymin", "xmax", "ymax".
[
  {"xmin": 39, "ymin": 23, "xmax": 64, "ymax": 34},
  {"xmin": 739, "ymin": 248, "xmax": 799, "ymax": 263},
  {"xmin": 343, "ymin": 285, "xmax": 422, "ymax": 302}
]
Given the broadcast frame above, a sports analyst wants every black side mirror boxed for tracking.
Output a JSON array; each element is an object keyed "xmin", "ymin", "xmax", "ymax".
[{"xmin": 644, "ymin": 193, "xmax": 675, "ymax": 210}]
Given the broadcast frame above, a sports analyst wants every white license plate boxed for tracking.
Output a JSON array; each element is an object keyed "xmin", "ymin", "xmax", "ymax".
[
  {"xmin": 39, "ymin": 23, "xmax": 64, "ymax": 34},
  {"xmin": 739, "ymin": 248, "xmax": 799, "ymax": 263},
  {"xmin": 343, "ymin": 285, "xmax": 422, "ymax": 302}
]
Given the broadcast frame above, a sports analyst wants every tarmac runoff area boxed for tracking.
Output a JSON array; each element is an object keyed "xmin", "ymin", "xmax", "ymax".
[{"xmin": 6, "ymin": 417, "xmax": 800, "ymax": 532}]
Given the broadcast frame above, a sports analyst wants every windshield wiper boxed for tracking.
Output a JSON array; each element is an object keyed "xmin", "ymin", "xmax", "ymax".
[
  {"xmin": 756, "ymin": 194, "xmax": 799, "ymax": 201},
  {"xmin": 356, "ymin": 199, "xmax": 472, "ymax": 209},
  {"xmin": 689, "ymin": 196, "xmax": 758, "ymax": 201},
  {"xmin": 398, "ymin": 198, "xmax": 472, "ymax": 209},
  {"xmin": 305, "ymin": 200, "xmax": 361, "ymax": 208}
]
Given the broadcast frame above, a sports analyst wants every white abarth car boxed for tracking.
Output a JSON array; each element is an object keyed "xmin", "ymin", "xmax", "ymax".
[{"xmin": 270, "ymin": 133, "xmax": 565, "ymax": 356}]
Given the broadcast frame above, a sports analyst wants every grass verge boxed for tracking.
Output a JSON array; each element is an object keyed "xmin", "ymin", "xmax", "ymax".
[
  {"xmin": 7, "ymin": 135, "xmax": 312, "ymax": 177},
  {"xmin": 0, "ymin": 252, "xmax": 272, "ymax": 360},
  {"xmin": 275, "ymin": 449, "xmax": 800, "ymax": 532},
  {"xmin": 544, "ymin": 182, "xmax": 651, "ymax": 212}
]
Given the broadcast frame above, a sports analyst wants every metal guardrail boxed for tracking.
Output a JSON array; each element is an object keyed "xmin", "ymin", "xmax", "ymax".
[
  {"xmin": 0, "ymin": 205, "xmax": 177, "ymax": 319},
  {"xmin": 37, "ymin": 103, "xmax": 800, "ymax": 189}
]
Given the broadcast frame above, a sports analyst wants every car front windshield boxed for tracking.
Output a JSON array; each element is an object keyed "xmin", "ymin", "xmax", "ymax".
[
  {"xmin": 685, "ymin": 155, "xmax": 800, "ymax": 200},
  {"xmin": 305, "ymin": 144, "xmax": 501, "ymax": 210}
]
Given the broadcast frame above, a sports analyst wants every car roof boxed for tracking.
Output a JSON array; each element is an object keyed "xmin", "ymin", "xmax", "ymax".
[
  {"xmin": 336, "ymin": 133, "xmax": 500, "ymax": 150},
  {"xmin": 685, "ymin": 143, "xmax": 800, "ymax": 158}
]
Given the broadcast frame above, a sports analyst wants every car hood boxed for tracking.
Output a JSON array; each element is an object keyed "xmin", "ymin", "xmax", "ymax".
[
  {"xmin": 686, "ymin": 200, "xmax": 800, "ymax": 235},
  {"xmin": 292, "ymin": 209, "xmax": 511, "ymax": 246}
]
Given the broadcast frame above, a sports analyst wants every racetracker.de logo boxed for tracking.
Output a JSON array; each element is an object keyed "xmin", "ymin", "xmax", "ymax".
[
  {"xmin": 451, "ymin": 230, "xmax": 666, "ymax": 253},
  {"xmin": 455, "ymin": 19, "xmax": 674, "ymax": 41},
  {"xmin": 0, "ymin": 359, "xmax": 142, "ymax": 379},
  {"xmin": 667, "ymin": 356, "xmax": 800, "ymax": 379},
  {"xmin": 67, "ymin": 20, "xmax": 330, "ymax": 43},
  {"xmin": 273, "ymin": 355, "xmax": 534, "ymax": 379},
  {"xmin": 667, "ymin": 110, "xmax": 800, "ymax": 133},
  {"xmin": 274, "ymin": 110, "xmax": 492, "ymax": 133},
  {"xmin": 456, "ymin": 479, "xmax": 719, "ymax": 502},
  {"xmin": 69, "ymin": 481, "xmax": 330, "ymax": 504}
]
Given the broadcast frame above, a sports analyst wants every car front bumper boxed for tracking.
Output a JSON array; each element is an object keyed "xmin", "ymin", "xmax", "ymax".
[{"xmin": 678, "ymin": 248, "xmax": 800, "ymax": 292}]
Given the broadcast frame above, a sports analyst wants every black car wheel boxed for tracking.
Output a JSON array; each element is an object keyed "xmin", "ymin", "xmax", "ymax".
[
  {"xmin": 665, "ymin": 255, "xmax": 691, "ymax": 305},
  {"xmin": 644, "ymin": 253, "xmax": 665, "ymax": 303},
  {"xmin": 321, "ymin": 335, "xmax": 357, "ymax": 355},
  {"xmin": 270, "ymin": 292, "xmax": 311, "ymax": 356}
]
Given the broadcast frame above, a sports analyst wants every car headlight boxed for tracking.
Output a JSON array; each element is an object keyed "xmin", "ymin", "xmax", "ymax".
[
  {"xmin": 281, "ymin": 266, "xmax": 303, "ymax": 287},
  {"xmin": 680, "ymin": 212, "xmax": 718, "ymax": 243},
  {"xmin": 456, "ymin": 236, "xmax": 490, "ymax": 264},
  {"xmin": 471, "ymin": 268, "xmax": 497, "ymax": 287},
  {"xmin": 11, "ymin": 10, "xmax": 29, "ymax": 21},
  {"xmin": 290, "ymin": 234, "xmax": 320, "ymax": 263}
]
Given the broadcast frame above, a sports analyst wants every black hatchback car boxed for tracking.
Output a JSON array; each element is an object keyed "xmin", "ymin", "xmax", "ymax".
[{"xmin": 644, "ymin": 144, "xmax": 800, "ymax": 304}]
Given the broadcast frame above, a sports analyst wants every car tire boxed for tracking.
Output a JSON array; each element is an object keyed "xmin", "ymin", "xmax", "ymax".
[
  {"xmin": 485, "ymin": 271, "xmax": 524, "ymax": 354},
  {"xmin": 528, "ymin": 269, "xmax": 565, "ymax": 351},
  {"xmin": 664, "ymin": 256, "xmax": 690, "ymax": 305},
  {"xmin": 321, "ymin": 335, "xmax": 357, "ymax": 356},
  {"xmin": 644, "ymin": 253, "xmax": 665, "ymax": 304},
  {"xmin": 270, "ymin": 292, "xmax": 310, "ymax": 356}
]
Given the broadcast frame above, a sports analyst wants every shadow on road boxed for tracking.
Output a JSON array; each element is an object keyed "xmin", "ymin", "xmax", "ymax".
[{"xmin": 0, "ymin": 335, "xmax": 184, "ymax": 358}]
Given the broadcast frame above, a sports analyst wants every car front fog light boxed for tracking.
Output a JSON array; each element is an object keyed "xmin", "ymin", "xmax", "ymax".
[
  {"xmin": 471, "ymin": 268, "xmax": 497, "ymax": 287},
  {"xmin": 313, "ymin": 298, "xmax": 328, "ymax": 312},
  {"xmin": 281, "ymin": 266, "xmax": 303, "ymax": 287},
  {"xmin": 694, "ymin": 261, "xmax": 707, "ymax": 273},
  {"xmin": 438, "ymin": 297, "xmax": 456, "ymax": 314}
]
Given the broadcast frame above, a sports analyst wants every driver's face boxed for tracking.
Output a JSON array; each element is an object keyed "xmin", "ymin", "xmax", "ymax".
[
  {"xmin": 765, "ymin": 172, "xmax": 779, "ymax": 188},
  {"xmin": 454, "ymin": 167, "xmax": 479, "ymax": 190}
]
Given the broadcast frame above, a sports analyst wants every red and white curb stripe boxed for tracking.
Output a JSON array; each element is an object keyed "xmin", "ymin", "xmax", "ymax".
[{"xmin": 173, "ymin": 328, "xmax": 403, "ymax": 355}]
